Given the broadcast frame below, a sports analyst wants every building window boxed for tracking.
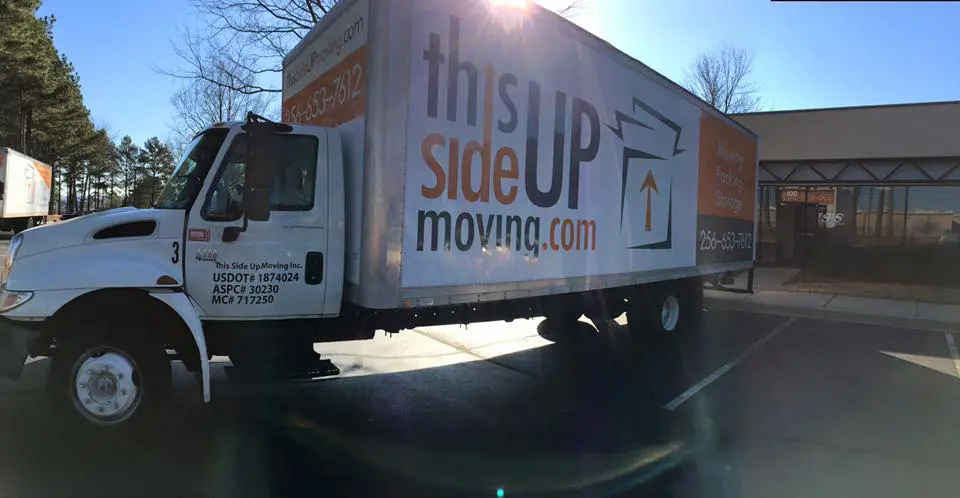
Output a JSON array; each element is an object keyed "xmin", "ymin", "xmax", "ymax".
[
  {"xmin": 902, "ymin": 186, "xmax": 960, "ymax": 246},
  {"xmin": 852, "ymin": 186, "xmax": 907, "ymax": 245},
  {"xmin": 757, "ymin": 186, "xmax": 778, "ymax": 265}
]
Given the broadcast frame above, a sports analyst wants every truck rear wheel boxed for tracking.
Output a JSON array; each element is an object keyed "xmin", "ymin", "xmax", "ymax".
[
  {"xmin": 627, "ymin": 279, "xmax": 703, "ymax": 340},
  {"xmin": 48, "ymin": 323, "xmax": 171, "ymax": 429}
]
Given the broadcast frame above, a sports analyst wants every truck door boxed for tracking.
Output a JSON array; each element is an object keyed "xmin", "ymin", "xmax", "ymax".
[{"xmin": 184, "ymin": 129, "xmax": 329, "ymax": 318}]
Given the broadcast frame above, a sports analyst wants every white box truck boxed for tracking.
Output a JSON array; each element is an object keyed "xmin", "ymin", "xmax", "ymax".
[
  {"xmin": 0, "ymin": 0, "xmax": 757, "ymax": 428},
  {"xmin": 0, "ymin": 148, "xmax": 52, "ymax": 233}
]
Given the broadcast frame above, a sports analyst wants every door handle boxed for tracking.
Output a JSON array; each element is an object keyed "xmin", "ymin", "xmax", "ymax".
[{"xmin": 305, "ymin": 252, "xmax": 323, "ymax": 285}]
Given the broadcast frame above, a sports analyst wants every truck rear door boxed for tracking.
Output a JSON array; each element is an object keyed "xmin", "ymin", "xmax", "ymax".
[{"xmin": 183, "ymin": 128, "xmax": 330, "ymax": 318}]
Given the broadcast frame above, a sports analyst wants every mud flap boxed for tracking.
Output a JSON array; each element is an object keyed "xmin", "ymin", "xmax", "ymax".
[{"xmin": 0, "ymin": 318, "xmax": 41, "ymax": 379}]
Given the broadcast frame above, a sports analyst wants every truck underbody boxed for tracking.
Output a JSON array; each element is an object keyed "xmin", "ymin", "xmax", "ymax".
[
  {"xmin": 28, "ymin": 276, "xmax": 707, "ymax": 389},
  {"xmin": 0, "ymin": 215, "xmax": 46, "ymax": 234}
]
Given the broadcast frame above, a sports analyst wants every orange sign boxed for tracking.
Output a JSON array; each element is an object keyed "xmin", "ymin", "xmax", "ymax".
[
  {"xmin": 697, "ymin": 114, "xmax": 757, "ymax": 221},
  {"xmin": 781, "ymin": 188, "xmax": 835, "ymax": 205},
  {"xmin": 282, "ymin": 45, "xmax": 367, "ymax": 127},
  {"xmin": 32, "ymin": 161, "xmax": 52, "ymax": 189}
]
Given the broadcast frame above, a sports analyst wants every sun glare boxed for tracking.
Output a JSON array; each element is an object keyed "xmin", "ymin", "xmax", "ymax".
[
  {"xmin": 488, "ymin": 0, "xmax": 530, "ymax": 9},
  {"xmin": 483, "ymin": 0, "xmax": 531, "ymax": 31}
]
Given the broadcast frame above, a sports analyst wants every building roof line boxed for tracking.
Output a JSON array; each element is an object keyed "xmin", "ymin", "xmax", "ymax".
[{"xmin": 734, "ymin": 100, "xmax": 960, "ymax": 117}]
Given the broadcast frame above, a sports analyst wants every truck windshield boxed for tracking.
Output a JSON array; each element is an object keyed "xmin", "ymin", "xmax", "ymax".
[{"xmin": 154, "ymin": 128, "xmax": 229, "ymax": 209}]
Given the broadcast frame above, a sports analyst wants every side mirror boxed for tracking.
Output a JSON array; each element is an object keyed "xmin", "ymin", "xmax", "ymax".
[{"xmin": 242, "ymin": 124, "xmax": 275, "ymax": 222}]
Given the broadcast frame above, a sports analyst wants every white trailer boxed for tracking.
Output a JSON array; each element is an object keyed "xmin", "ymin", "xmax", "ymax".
[
  {"xmin": 0, "ymin": 148, "xmax": 52, "ymax": 233},
  {"xmin": 0, "ymin": 0, "xmax": 758, "ymax": 429}
]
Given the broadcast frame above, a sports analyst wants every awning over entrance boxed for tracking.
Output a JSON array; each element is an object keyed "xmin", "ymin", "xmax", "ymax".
[
  {"xmin": 733, "ymin": 101, "xmax": 960, "ymax": 185},
  {"xmin": 759, "ymin": 158, "xmax": 960, "ymax": 185}
]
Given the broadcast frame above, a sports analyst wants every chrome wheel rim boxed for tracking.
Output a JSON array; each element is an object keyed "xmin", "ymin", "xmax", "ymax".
[
  {"xmin": 71, "ymin": 347, "xmax": 141, "ymax": 425},
  {"xmin": 661, "ymin": 295, "xmax": 681, "ymax": 332}
]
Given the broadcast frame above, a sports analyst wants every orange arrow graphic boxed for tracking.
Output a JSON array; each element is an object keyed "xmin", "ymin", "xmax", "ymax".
[{"xmin": 640, "ymin": 170, "xmax": 659, "ymax": 232}]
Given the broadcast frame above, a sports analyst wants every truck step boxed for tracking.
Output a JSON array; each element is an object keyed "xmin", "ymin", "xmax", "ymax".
[{"xmin": 224, "ymin": 358, "xmax": 341, "ymax": 383}]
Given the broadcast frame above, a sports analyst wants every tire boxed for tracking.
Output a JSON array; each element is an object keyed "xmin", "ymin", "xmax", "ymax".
[
  {"xmin": 537, "ymin": 314, "xmax": 585, "ymax": 343},
  {"xmin": 535, "ymin": 294, "xmax": 585, "ymax": 344},
  {"xmin": 25, "ymin": 217, "xmax": 35, "ymax": 229},
  {"xmin": 627, "ymin": 279, "xmax": 703, "ymax": 340},
  {"xmin": 48, "ymin": 321, "xmax": 171, "ymax": 431},
  {"xmin": 9, "ymin": 219, "xmax": 29, "ymax": 234},
  {"xmin": 618, "ymin": 282, "xmax": 701, "ymax": 401}
]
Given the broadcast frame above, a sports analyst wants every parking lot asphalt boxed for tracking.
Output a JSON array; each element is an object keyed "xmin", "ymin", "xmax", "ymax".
[{"xmin": 2, "ymin": 300, "xmax": 959, "ymax": 498}]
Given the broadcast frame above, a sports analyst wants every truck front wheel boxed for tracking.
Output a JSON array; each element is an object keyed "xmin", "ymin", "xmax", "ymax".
[{"xmin": 49, "ymin": 326, "xmax": 171, "ymax": 428}]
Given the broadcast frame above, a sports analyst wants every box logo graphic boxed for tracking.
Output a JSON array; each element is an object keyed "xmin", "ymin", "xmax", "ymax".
[{"xmin": 607, "ymin": 97, "xmax": 686, "ymax": 249}]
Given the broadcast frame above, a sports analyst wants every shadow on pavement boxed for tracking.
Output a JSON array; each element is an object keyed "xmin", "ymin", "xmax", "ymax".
[
  {"xmin": 711, "ymin": 317, "xmax": 960, "ymax": 442},
  {"xmin": 0, "ymin": 320, "xmax": 741, "ymax": 498},
  {"xmin": 692, "ymin": 316, "xmax": 960, "ymax": 498}
]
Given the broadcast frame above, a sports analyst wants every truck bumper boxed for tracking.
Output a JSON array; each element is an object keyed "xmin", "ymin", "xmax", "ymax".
[{"xmin": 0, "ymin": 317, "xmax": 41, "ymax": 379}]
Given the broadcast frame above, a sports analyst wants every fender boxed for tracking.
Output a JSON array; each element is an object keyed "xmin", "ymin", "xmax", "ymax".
[{"xmin": 149, "ymin": 291, "xmax": 211, "ymax": 403}]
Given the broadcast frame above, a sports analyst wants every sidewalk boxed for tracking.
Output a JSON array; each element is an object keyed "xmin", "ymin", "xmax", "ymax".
[{"xmin": 705, "ymin": 268, "xmax": 960, "ymax": 328}]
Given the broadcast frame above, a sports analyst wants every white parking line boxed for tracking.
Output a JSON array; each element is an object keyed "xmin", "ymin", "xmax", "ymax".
[
  {"xmin": 945, "ymin": 333, "xmax": 960, "ymax": 379},
  {"xmin": 664, "ymin": 316, "xmax": 798, "ymax": 411}
]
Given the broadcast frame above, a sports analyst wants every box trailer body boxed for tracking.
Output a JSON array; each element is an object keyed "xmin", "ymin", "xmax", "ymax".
[
  {"xmin": 0, "ymin": 148, "xmax": 52, "ymax": 231},
  {"xmin": 282, "ymin": 0, "xmax": 759, "ymax": 311}
]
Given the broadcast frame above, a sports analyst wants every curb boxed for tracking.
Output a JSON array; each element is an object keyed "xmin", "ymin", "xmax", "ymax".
[{"xmin": 704, "ymin": 296, "xmax": 959, "ymax": 334}]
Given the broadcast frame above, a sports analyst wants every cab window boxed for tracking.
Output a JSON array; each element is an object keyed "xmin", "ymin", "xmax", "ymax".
[{"xmin": 202, "ymin": 133, "xmax": 319, "ymax": 221}]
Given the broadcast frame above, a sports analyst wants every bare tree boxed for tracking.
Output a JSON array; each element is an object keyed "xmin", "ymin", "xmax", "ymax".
[
  {"xmin": 685, "ymin": 44, "xmax": 763, "ymax": 114},
  {"xmin": 169, "ymin": 41, "xmax": 271, "ymax": 143},
  {"xmin": 164, "ymin": 0, "xmax": 589, "ymax": 97},
  {"xmin": 555, "ymin": 0, "xmax": 588, "ymax": 18},
  {"xmin": 159, "ymin": 1, "xmax": 335, "ymax": 96}
]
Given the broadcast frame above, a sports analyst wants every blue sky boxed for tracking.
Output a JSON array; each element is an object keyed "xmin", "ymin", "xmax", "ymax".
[{"xmin": 38, "ymin": 0, "xmax": 960, "ymax": 147}]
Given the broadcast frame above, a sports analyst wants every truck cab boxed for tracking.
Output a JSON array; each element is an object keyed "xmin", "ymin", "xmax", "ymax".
[
  {"xmin": 168, "ymin": 121, "xmax": 344, "ymax": 319},
  {"xmin": 0, "ymin": 116, "xmax": 345, "ymax": 426}
]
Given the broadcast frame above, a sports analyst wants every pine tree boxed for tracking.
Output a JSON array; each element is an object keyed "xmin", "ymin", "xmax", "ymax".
[
  {"xmin": 139, "ymin": 137, "xmax": 175, "ymax": 206},
  {"xmin": 116, "ymin": 136, "xmax": 140, "ymax": 207},
  {"xmin": 0, "ymin": 0, "xmax": 113, "ymax": 214}
]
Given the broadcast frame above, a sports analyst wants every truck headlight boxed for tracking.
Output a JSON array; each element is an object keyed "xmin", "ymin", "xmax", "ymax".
[
  {"xmin": 8, "ymin": 233, "xmax": 23, "ymax": 261},
  {"xmin": 2, "ymin": 233, "xmax": 24, "ymax": 286},
  {"xmin": 0, "ymin": 234, "xmax": 32, "ymax": 311},
  {"xmin": 0, "ymin": 288, "xmax": 32, "ymax": 313}
]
